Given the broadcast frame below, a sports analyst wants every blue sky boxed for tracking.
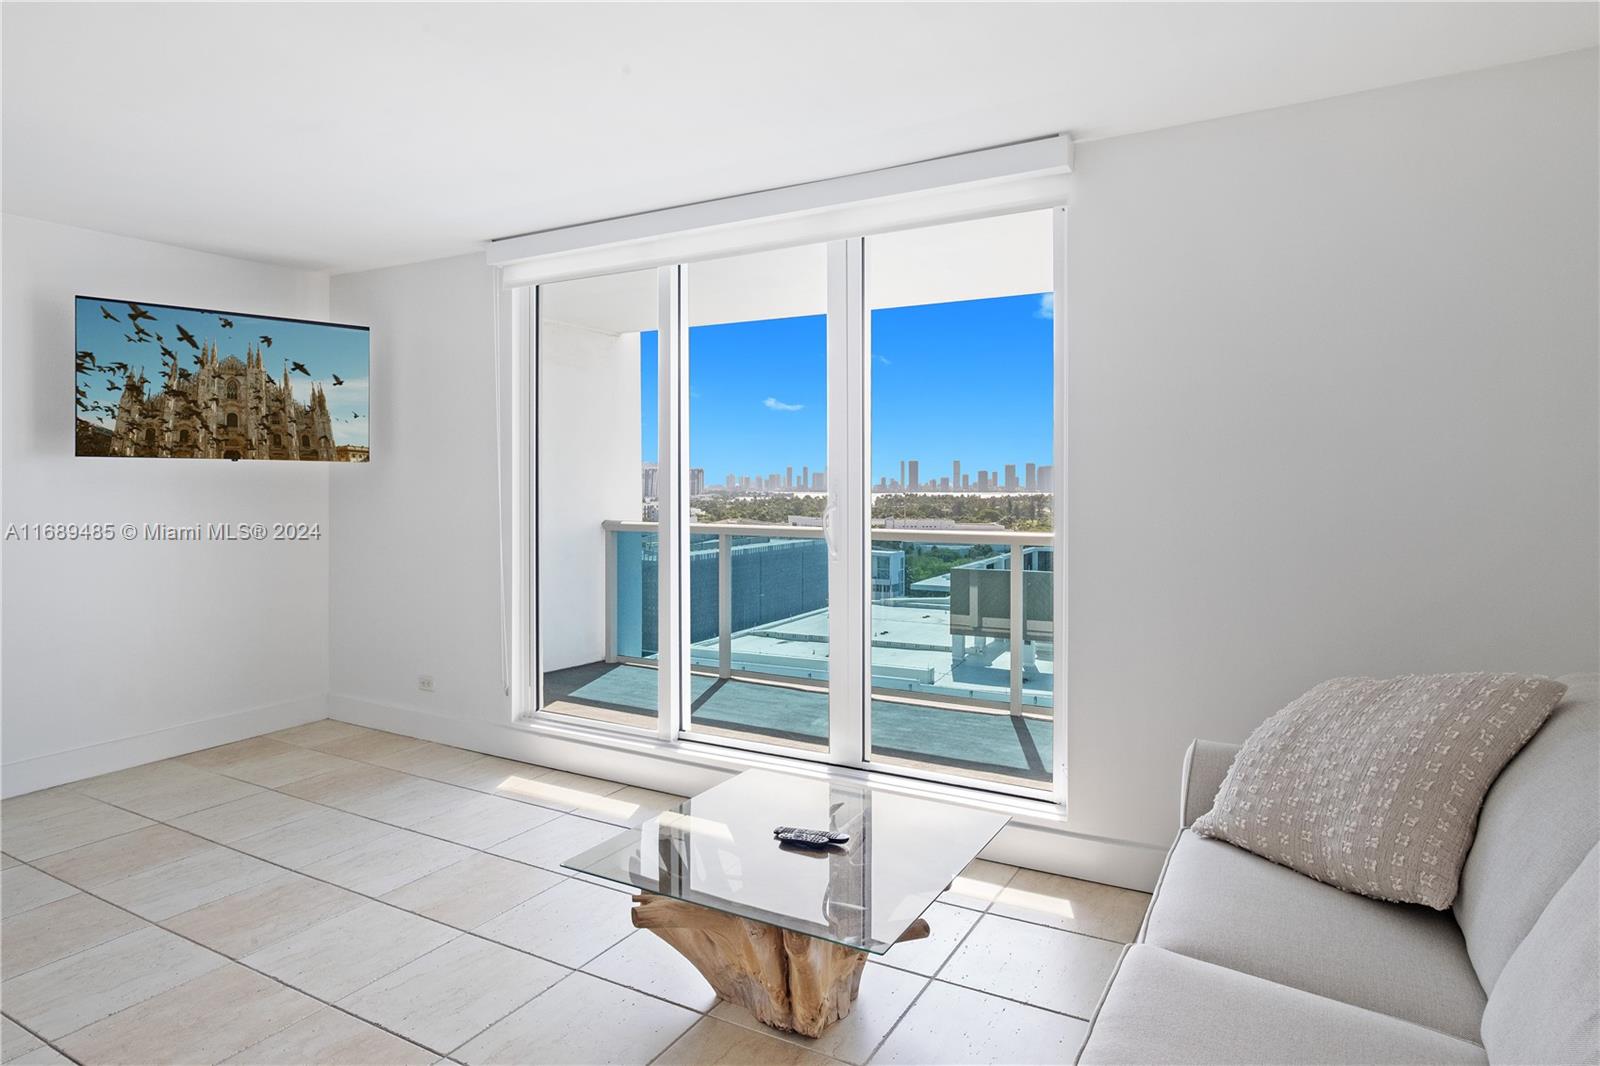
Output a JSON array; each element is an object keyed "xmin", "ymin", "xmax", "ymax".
[
  {"xmin": 640, "ymin": 292, "xmax": 1053, "ymax": 485},
  {"xmin": 75, "ymin": 297, "xmax": 370, "ymax": 446}
]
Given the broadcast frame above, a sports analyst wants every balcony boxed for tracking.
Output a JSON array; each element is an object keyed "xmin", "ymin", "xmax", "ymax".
[{"xmin": 539, "ymin": 520, "xmax": 1054, "ymax": 790}]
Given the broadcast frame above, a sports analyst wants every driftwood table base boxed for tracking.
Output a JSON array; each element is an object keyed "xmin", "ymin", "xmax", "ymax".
[{"xmin": 630, "ymin": 893, "xmax": 929, "ymax": 1037}]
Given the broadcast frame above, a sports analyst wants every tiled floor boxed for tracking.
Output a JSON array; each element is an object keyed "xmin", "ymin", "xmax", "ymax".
[{"xmin": 0, "ymin": 721, "xmax": 1150, "ymax": 1065}]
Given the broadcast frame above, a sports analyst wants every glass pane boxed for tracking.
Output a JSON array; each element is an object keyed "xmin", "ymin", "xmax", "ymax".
[
  {"xmin": 537, "ymin": 267, "xmax": 660, "ymax": 730},
  {"xmin": 564, "ymin": 769, "xmax": 1007, "ymax": 954},
  {"xmin": 684, "ymin": 244, "xmax": 830, "ymax": 754},
  {"xmin": 866, "ymin": 211, "xmax": 1056, "ymax": 790}
]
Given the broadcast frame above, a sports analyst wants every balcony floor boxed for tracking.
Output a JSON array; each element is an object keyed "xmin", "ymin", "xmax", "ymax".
[{"xmin": 543, "ymin": 661, "xmax": 1053, "ymax": 788}]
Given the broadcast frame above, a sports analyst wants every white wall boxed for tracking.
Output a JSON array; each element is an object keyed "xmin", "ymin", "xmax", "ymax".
[
  {"xmin": 325, "ymin": 50, "xmax": 1599, "ymax": 886},
  {"xmin": 1, "ymin": 215, "xmax": 333, "ymax": 795},
  {"xmin": 1064, "ymin": 48, "xmax": 1599, "ymax": 851},
  {"xmin": 326, "ymin": 254, "xmax": 508, "ymax": 722}
]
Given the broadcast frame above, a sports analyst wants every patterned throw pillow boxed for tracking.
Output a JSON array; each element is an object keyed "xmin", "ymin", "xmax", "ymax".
[{"xmin": 1193, "ymin": 673, "xmax": 1568, "ymax": 909}]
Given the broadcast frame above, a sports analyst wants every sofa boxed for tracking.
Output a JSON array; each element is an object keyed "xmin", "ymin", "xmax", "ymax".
[{"xmin": 1077, "ymin": 673, "xmax": 1599, "ymax": 1066}]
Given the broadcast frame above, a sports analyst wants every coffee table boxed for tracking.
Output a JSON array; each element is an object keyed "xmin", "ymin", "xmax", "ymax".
[{"xmin": 564, "ymin": 768, "xmax": 1008, "ymax": 1037}]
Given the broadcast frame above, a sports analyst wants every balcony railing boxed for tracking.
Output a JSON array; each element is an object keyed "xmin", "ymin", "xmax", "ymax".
[{"xmin": 599, "ymin": 519, "xmax": 1053, "ymax": 714}]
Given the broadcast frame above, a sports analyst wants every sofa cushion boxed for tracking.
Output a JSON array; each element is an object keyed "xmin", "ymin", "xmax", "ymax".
[
  {"xmin": 1479, "ymin": 843, "xmax": 1599, "ymax": 1066},
  {"xmin": 1454, "ymin": 673, "xmax": 1599, "ymax": 991},
  {"xmin": 1193, "ymin": 673, "xmax": 1567, "ymax": 909},
  {"xmin": 1142, "ymin": 831, "xmax": 1486, "ymax": 1043},
  {"xmin": 1076, "ymin": 946, "xmax": 1488, "ymax": 1066}
]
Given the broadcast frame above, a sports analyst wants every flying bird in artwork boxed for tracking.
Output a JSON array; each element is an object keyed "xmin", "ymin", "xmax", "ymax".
[
  {"xmin": 259, "ymin": 335, "xmax": 273, "ymax": 348},
  {"xmin": 289, "ymin": 361, "xmax": 310, "ymax": 377},
  {"xmin": 330, "ymin": 374, "xmax": 344, "ymax": 386},
  {"xmin": 159, "ymin": 344, "xmax": 176, "ymax": 360},
  {"xmin": 219, "ymin": 317, "xmax": 235, "ymax": 328},
  {"xmin": 126, "ymin": 303, "xmax": 155, "ymax": 324},
  {"xmin": 176, "ymin": 324, "xmax": 198, "ymax": 349},
  {"xmin": 133, "ymin": 322, "xmax": 152, "ymax": 339},
  {"xmin": 100, "ymin": 305, "xmax": 120, "ymax": 322},
  {"xmin": 351, "ymin": 412, "xmax": 362, "ymax": 419}
]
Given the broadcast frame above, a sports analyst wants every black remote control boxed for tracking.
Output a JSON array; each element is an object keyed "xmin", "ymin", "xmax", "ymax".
[{"xmin": 773, "ymin": 826, "xmax": 850, "ymax": 848}]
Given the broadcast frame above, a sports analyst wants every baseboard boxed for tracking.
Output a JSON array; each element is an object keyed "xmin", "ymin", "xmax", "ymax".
[
  {"xmin": 327, "ymin": 693, "xmax": 1169, "ymax": 891},
  {"xmin": 1, "ymin": 695, "xmax": 328, "ymax": 798}
]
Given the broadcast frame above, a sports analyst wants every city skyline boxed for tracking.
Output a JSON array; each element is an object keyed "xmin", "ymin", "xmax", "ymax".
[
  {"xmin": 642, "ymin": 457, "xmax": 1055, "ymax": 498},
  {"xmin": 638, "ymin": 292, "xmax": 1053, "ymax": 485}
]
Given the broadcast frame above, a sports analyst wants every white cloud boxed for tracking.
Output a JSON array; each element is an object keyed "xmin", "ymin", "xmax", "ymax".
[
  {"xmin": 763, "ymin": 397, "xmax": 804, "ymax": 412},
  {"xmin": 1036, "ymin": 293, "xmax": 1055, "ymax": 320}
]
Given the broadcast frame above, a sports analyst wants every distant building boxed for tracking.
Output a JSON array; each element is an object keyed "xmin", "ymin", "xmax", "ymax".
[
  {"xmin": 1004, "ymin": 464, "xmax": 1018, "ymax": 491},
  {"xmin": 1025, "ymin": 462, "xmax": 1037, "ymax": 490},
  {"xmin": 907, "ymin": 460, "xmax": 920, "ymax": 492},
  {"xmin": 690, "ymin": 467, "xmax": 706, "ymax": 497},
  {"xmin": 641, "ymin": 463, "xmax": 658, "ymax": 500},
  {"xmin": 1038, "ymin": 464, "xmax": 1054, "ymax": 492}
]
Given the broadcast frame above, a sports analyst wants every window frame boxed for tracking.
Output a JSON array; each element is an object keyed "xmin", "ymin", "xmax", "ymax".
[{"xmin": 522, "ymin": 205, "xmax": 1068, "ymax": 807}]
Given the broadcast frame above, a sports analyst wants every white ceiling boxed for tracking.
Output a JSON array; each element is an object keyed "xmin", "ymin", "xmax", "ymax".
[{"xmin": 3, "ymin": 3, "xmax": 1594, "ymax": 275}]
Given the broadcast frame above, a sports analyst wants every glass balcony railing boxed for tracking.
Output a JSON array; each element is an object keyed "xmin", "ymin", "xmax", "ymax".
[{"xmin": 539, "ymin": 519, "xmax": 1056, "ymax": 788}]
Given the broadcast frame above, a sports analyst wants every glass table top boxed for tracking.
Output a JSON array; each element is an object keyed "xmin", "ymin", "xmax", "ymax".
[{"xmin": 563, "ymin": 769, "xmax": 1008, "ymax": 954}]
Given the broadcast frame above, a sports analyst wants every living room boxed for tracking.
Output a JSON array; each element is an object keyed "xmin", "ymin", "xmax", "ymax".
[{"xmin": 1, "ymin": 4, "xmax": 1596, "ymax": 1065}]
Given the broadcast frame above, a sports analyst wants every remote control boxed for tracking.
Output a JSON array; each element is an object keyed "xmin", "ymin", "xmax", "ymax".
[{"xmin": 773, "ymin": 826, "xmax": 850, "ymax": 848}]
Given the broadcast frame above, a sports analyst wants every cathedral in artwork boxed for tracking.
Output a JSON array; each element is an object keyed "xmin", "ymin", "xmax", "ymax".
[{"xmin": 100, "ymin": 341, "xmax": 340, "ymax": 461}]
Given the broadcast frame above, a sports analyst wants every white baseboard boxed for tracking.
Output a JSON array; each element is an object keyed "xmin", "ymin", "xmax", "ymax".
[
  {"xmin": 327, "ymin": 693, "xmax": 1169, "ymax": 891},
  {"xmin": 1, "ymin": 695, "xmax": 328, "ymax": 798}
]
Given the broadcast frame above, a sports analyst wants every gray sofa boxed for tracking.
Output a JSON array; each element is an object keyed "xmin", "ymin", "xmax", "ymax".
[{"xmin": 1078, "ymin": 673, "xmax": 1599, "ymax": 1066}]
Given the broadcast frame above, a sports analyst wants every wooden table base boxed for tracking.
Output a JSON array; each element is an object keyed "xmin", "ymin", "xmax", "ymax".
[{"xmin": 630, "ymin": 893, "xmax": 929, "ymax": 1038}]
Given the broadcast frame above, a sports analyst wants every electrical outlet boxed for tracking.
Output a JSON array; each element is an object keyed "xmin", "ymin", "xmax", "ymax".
[{"xmin": 417, "ymin": 675, "xmax": 435, "ymax": 693}]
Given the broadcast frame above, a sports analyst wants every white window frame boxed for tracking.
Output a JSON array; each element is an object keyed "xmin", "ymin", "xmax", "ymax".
[{"xmin": 512, "ymin": 141, "xmax": 1071, "ymax": 809}]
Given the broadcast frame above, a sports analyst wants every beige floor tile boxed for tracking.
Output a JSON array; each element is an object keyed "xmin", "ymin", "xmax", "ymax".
[
  {"xmin": 222, "ymin": 747, "xmax": 365, "ymax": 789},
  {"xmin": 266, "ymin": 719, "xmax": 374, "ymax": 748},
  {"xmin": 474, "ymin": 877, "xmax": 635, "ymax": 967},
  {"xmin": 381, "ymin": 853, "xmax": 560, "ymax": 929},
  {"xmin": 180, "ymin": 736, "xmax": 302, "ymax": 773},
  {"xmin": 241, "ymin": 900, "xmax": 458, "ymax": 1001},
  {"xmin": 488, "ymin": 813, "xmax": 629, "ymax": 874},
  {"xmin": 1, "ymin": 788, "xmax": 98, "ymax": 828},
  {"xmin": 873, "ymin": 980, "xmax": 1089, "ymax": 1065},
  {"xmin": 583, "ymin": 929, "xmax": 719, "ymax": 1011},
  {"xmin": 72, "ymin": 760, "xmax": 263, "ymax": 820},
  {"xmin": 2, "ymin": 1017, "xmax": 44, "ymax": 1059},
  {"xmin": 495, "ymin": 769, "xmax": 628, "ymax": 813},
  {"xmin": 939, "ymin": 913, "xmax": 1122, "ymax": 1018},
  {"xmin": 989, "ymin": 869, "xmax": 1152, "ymax": 943},
  {"xmin": 1, "ymin": 867, "xmax": 76, "ymax": 918},
  {"xmin": 363, "ymin": 740, "xmax": 490, "ymax": 779},
  {"xmin": 231, "ymin": 806, "xmax": 399, "ymax": 869},
  {"xmin": 713, "ymin": 961, "xmax": 927, "ymax": 1066},
  {"xmin": 2, "ymin": 893, "xmax": 147, "ymax": 979},
  {"xmin": 223, "ymin": 1006, "xmax": 436, "ymax": 1064},
  {"xmin": 276, "ymin": 762, "xmax": 416, "ymax": 808},
  {"xmin": 170, "ymin": 790, "xmax": 323, "ymax": 844},
  {"xmin": 656, "ymin": 1016, "xmax": 840, "ymax": 1066},
  {"xmin": 565, "ymin": 785, "xmax": 685, "ymax": 826},
  {"xmin": 33, "ymin": 824, "xmax": 210, "ymax": 889},
  {"xmin": 5, "ymin": 1041, "xmax": 71, "ymax": 1063},
  {"xmin": 2, "ymin": 852, "xmax": 19, "ymax": 869},
  {"xmin": 339, "ymin": 935, "xmax": 568, "ymax": 1055},
  {"xmin": 98, "ymin": 845, "xmax": 282, "ymax": 921},
  {"xmin": 302, "ymin": 828, "xmax": 472, "ymax": 896},
  {"xmin": 408, "ymin": 791, "xmax": 562, "ymax": 849},
  {"xmin": 366, "ymin": 777, "xmax": 485, "ymax": 830},
  {"xmin": 877, "ymin": 902, "xmax": 982, "ymax": 977},
  {"xmin": 58, "ymin": 963, "xmax": 321, "ymax": 1066},
  {"xmin": 457, "ymin": 971, "xmax": 697, "ymax": 1066},
  {"xmin": 1, "ymin": 925, "xmax": 228, "ymax": 1039},
  {"xmin": 310, "ymin": 728, "xmax": 429, "ymax": 764},
  {"xmin": 429, "ymin": 754, "xmax": 552, "ymax": 795},
  {"xmin": 166, "ymin": 871, "xmax": 366, "ymax": 958},
  {"xmin": 938, "ymin": 858, "xmax": 1018, "ymax": 911},
  {"xmin": 0, "ymin": 801, "xmax": 153, "ymax": 862}
]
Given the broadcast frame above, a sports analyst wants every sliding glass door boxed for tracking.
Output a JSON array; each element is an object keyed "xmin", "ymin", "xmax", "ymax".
[{"xmin": 533, "ymin": 209, "xmax": 1063, "ymax": 798}]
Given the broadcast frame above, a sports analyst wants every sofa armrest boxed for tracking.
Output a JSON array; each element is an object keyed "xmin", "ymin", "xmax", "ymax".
[{"xmin": 1180, "ymin": 739, "xmax": 1240, "ymax": 828}]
